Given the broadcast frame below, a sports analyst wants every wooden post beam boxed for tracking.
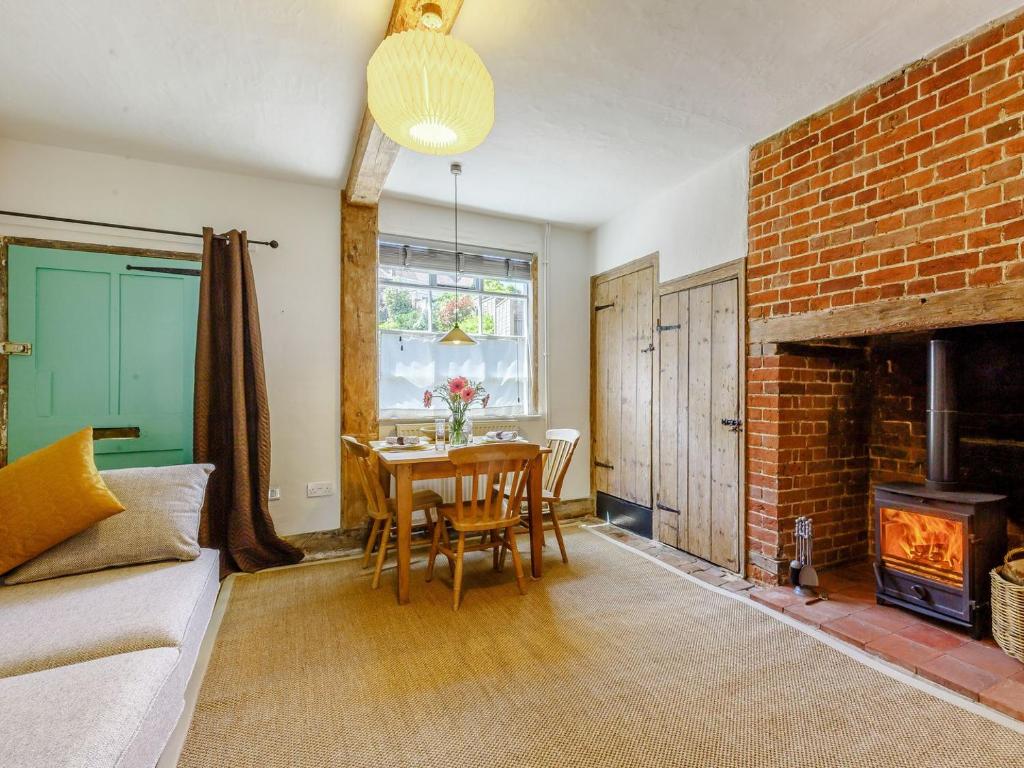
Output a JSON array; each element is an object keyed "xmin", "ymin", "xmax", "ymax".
[
  {"xmin": 343, "ymin": 0, "xmax": 464, "ymax": 206},
  {"xmin": 340, "ymin": 199, "xmax": 380, "ymax": 528}
]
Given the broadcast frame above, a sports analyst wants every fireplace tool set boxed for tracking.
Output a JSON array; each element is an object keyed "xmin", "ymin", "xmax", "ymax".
[{"xmin": 791, "ymin": 517, "xmax": 819, "ymax": 597}]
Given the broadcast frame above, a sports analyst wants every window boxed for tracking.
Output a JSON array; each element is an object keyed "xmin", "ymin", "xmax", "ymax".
[{"xmin": 377, "ymin": 235, "xmax": 535, "ymax": 419}]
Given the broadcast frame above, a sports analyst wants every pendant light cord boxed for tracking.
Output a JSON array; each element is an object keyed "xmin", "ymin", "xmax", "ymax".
[{"xmin": 453, "ymin": 166, "xmax": 460, "ymax": 316}]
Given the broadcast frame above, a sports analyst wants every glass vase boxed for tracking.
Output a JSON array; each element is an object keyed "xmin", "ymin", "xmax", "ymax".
[{"xmin": 449, "ymin": 414, "xmax": 469, "ymax": 447}]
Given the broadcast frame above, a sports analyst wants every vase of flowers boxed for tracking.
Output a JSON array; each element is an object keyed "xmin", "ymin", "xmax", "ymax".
[{"xmin": 424, "ymin": 376, "xmax": 489, "ymax": 447}]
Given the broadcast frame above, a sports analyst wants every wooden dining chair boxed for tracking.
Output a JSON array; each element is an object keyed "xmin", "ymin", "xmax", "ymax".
[
  {"xmin": 342, "ymin": 436, "xmax": 442, "ymax": 589},
  {"xmin": 498, "ymin": 428, "xmax": 580, "ymax": 564},
  {"xmin": 426, "ymin": 443, "xmax": 541, "ymax": 610}
]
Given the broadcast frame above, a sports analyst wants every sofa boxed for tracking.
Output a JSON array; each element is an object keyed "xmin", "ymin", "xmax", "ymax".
[{"xmin": 0, "ymin": 549, "xmax": 220, "ymax": 767}]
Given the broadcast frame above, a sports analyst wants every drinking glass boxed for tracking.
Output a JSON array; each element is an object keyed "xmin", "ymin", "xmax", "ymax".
[{"xmin": 434, "ymin": 418, "xmax": 446, "ymax": 451}]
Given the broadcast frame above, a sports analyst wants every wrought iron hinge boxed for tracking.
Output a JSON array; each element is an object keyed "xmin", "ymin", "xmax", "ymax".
[
  {"xmin": 594, "ymin": 460, "xmax": 614, "ymax": 469},
  {"xmin": 657, "ymin": 323, "xmax": 681, "ymax": 332},
  {"xmin": 656, "ymin": 502, "xmax": 681, "ymax": 515},
  {"xmin": 594, "ymin": 302, "xmax": 615, "ymax": 312},
  {"xmin": 0, "ymin": 341, "xmax": 31, "ymax": 356}
]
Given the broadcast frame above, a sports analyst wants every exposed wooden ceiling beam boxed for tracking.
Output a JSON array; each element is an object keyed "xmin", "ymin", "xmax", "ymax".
[{"xmin": 343, "ymin": 0, "xmax": 464, "ymax": 206}]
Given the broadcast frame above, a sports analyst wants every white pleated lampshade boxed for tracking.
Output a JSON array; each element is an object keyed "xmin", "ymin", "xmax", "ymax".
[{"xmin": 367, "ymin": 29, "xmax": 494, "ymax": 156}]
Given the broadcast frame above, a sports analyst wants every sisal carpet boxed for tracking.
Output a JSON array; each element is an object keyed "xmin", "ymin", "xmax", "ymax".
[{"xmin": 180, "ymin": 527, "xmax": 1024, "ymax": 767}]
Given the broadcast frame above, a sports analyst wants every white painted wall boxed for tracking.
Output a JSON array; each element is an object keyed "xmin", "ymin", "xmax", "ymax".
[
  {"xmin": 0, "ymin": 138, "xmax": 339, "ymax": 535},
  {"xmin": 379, "ymin": 196, "xmax": 592, "ymax": 500},
  {"xmin": 591, "ymin": 148, "xmax": 749, "ymax": 281}
]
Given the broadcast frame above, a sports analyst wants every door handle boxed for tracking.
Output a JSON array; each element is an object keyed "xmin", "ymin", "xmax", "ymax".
[
  {"xmin": 656, "ymin": 502, "xmax": 680, "ymax": 515},
  {"xmin": 721, "ymin": 418, "xmax": 743, "ymax": 432},
  {"xmin": 640, "ymin": 343, "xmax": 655, "ymax": 354}
]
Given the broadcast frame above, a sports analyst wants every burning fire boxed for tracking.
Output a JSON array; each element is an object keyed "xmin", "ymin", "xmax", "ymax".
[{"xmin": 880, "ymin": 507, "xmax": 964, "ymax": 586}]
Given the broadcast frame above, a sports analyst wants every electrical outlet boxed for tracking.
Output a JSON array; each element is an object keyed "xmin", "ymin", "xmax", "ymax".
[
  {"xmin": 268, "ymin": 487, "xmax": 281, "ymax": 501},
  {"xmin": 306, "ymin": 481, "xmax": 334, "ymax": 498}
]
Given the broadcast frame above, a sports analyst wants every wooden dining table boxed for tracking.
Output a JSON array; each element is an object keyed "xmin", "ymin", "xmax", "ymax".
[{"xmin": 372, "ymin": 440, "xmax": 551, "ymax": 604}]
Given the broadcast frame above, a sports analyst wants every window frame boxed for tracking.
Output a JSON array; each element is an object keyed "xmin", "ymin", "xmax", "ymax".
[{"xmin": 376, "ymin": 252, "xmax": 540, "ymax": 421}]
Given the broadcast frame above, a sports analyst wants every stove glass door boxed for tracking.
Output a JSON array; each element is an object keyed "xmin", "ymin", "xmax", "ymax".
[{"xmin": 879, "ymin": 506, "xmax": 965, "ymax": 587}]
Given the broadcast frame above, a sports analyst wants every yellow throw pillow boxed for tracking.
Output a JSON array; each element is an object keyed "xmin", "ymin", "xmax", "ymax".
[{"xmin": 0, "ymin": 428, "xmax": 124, "ymax": 574}]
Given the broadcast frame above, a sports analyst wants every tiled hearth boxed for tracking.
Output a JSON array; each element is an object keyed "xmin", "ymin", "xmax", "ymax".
[{"xmin": 750, "ymin": 561, "xmax": 1024, "ymax": 721}]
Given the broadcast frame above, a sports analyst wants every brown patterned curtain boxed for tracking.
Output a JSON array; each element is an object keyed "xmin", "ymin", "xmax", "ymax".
[{"xmin": 194, "ymin": 227, "xmax": 303, "ymax": 574}]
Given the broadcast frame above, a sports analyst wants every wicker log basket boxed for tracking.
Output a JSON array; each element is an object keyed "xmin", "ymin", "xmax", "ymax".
[{"xmin": 991, "ymin": 546, "xmax": 1024, "ymax": 662}]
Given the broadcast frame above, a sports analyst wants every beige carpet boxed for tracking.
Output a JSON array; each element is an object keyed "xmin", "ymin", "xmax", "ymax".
[{"xmin": 180, "ymin": 527, "xmax": 1024, "ymax": 768}]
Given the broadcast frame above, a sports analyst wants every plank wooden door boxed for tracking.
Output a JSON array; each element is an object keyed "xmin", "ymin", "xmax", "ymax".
[
  {"xmin": 592, "ymin": 264, "xmax": 655, "ymax": 508},
  {"xmin": 6, "ymin": 245, "xmax": 199, "ymax": 468},
  {"xmin": 656, "ymin": 275, "xmax": 741, "ymax": 570}
]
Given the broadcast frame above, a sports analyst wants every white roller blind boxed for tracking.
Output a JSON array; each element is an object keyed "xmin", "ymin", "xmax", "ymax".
[{"xmin": 378, "ymin": 234, "xmax": 534, "ymax": 281}]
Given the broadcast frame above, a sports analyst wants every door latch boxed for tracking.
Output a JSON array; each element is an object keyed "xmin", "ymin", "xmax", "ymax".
[
  {"xmin": 721, "ymin": 418, "xmax": 743, "ymax": 432},
  {"xmin": 0, "ymin": 341, "xmax": 31, "ymax": 356},
  {"xmin": 594, "ymin": 460, "xmax": 614, "ymax": 470},
  {"xmin": 640, "ymin": 343, "xmax": 655, "ymax": 354}
]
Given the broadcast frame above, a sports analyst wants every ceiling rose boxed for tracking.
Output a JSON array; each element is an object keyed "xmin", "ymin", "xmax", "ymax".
[{"xmin": 367, "ymin": 29, "xmax": 494, "ymax": 156}]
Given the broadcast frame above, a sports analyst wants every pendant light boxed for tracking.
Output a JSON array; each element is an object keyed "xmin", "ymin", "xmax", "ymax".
[
  {"xmin": 366, "ymin": 4, "xmax": 494, "ymax": 156},
  {"xmin": 439, "ymin": 162, "xmax": 476, "ymax": 346}
]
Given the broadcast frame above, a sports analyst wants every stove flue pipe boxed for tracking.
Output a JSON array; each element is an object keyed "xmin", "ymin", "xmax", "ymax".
[{"xmin": 926, "ymin": 338, "xmax": 959, "ymax": 491}]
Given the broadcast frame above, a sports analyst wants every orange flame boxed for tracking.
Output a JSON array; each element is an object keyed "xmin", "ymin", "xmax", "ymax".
[{"xmin": 880, "ymin": 507, "xmax": 964, "ymax": 586}]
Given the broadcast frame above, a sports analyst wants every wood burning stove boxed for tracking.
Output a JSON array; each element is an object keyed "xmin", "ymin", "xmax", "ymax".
[{"xmin": 873, "ymin": 338, "xmax": 1007, "ymax": 638}]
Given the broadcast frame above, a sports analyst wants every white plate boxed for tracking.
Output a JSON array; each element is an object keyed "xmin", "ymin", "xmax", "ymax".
[{"xmin": 375, "ymin": 442, "xmax": 433, "ymax": 452}]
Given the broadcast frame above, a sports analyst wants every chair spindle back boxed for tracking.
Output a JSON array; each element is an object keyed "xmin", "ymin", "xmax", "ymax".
[
  {"xmin": 342, "ymin": 436, "xmax": 390, "ymax": 522},
  {"xmin": 448, "ymin": 444, "xmax": 540, "ymax": 527},
  {"xmin": 542, "ymin": 428, "xmax": 581, "ymax": 498}
]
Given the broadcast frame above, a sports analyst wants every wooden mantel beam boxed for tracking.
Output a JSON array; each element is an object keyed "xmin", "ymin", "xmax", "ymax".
[{"xmin": 343, "ymin": 0, "xmax": 465, "ymax": 206}]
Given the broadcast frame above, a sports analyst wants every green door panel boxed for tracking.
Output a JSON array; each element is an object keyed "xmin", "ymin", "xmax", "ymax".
[{"xmin": 7, "ymin": 245, "xmax": 199, "ymax": 469}]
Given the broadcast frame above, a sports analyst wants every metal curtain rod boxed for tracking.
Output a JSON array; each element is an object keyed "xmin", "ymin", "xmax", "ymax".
[{"xmin": 0, "ymin": 209, "xmax": 279, "ymax": 248}]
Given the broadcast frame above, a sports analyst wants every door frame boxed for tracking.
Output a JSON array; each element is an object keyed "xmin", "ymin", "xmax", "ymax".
[
  {"xmin": 653, "ymin": 258, "xmax": 747, "ymax": 575},
  {"xmin": 589, "ymin": 252, "xmax": 659, "ymax": 508},
  {"xmin": 0, "ymin": 236, "xmax": 200, "ymax": 467}
]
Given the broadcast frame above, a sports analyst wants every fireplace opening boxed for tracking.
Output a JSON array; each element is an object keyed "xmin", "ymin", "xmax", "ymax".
[{"xmin": 763, "ymin": 322, "xmax": 1024, "ymax": 635}]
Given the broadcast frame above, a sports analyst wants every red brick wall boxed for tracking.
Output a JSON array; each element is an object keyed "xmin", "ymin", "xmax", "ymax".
[
  {"xmin": 746, "ymin": 347, "xmax": 869, "ymax": 583},
  {"xmin": 745, "ymin": 11, "xmax": 1024, "ymax": 583},
  {"xmin": 748, "ymin": 13, "xmax": 1024, "ymax": 319}
]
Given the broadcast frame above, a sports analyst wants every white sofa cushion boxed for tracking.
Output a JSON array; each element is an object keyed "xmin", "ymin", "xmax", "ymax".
[
  {"xmin": 0, "ymin": 648, "xmax": 180, "ymax": 768},
  {"xmin": 5, "ymin": 463, "xmax": 214, "ymax": 584},
  {"xmin": 0, "ymin": 548, "xmax": 219, "ymax": 677}
]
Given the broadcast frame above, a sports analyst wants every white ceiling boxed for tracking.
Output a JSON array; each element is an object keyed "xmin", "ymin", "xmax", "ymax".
[{"xmin": 0, "ymin": 1, "xmax": 1020, "ymax": 227}]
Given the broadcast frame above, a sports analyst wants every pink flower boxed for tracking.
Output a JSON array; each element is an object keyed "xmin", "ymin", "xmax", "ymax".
[
  {"xmin": 482, "ymin": 393, "xmax": 491, "ymax": 408},
  {"xmin": 448, "ymin": 376, "xmax": 469, "ymax": 394},
  {"xmin": 423, "ymin": 390, "xmax": 433, "ymax": 408},
  {"xmin": 460, "ymin": 386, "xmax": 476, "ymax": 403}
]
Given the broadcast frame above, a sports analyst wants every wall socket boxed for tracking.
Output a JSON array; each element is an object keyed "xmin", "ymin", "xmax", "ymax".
[
  {"xmin": 268, "ymin": 487, "xmax": 281, "ymax": 501},
  {"xmin": 306, "ymin": 481, "xmax": 334, "ymax": 498}
]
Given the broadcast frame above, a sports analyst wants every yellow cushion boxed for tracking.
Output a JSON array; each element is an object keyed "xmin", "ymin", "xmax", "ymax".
[{"xmin": 0, "ymin": 428, "xmax": 124, "ymax": 574}]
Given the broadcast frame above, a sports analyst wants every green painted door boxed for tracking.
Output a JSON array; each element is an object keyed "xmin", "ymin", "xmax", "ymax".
[{"xmin": 7, "ymin": 245, "xmax": 200, "ymax": 468}]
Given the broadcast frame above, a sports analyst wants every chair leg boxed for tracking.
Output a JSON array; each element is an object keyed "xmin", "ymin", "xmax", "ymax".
[
  {"xmin": 491, "ymin": 529, "xmax": 501, "ymax": 571},
  {"xmin": 550, "ymin": 511, "xmax": 569, "ymax": 564},
  {"xmin": 363, "ymin": 518, "xmax": 382, "ymax": 568},
  {"xmin": 426, "ymin": 513, "xmax": 444, "ymax": 582},
  {"xmin": 372, "ymin": 514, "xmax": 393, "ymax": 589},
  {"xmin": 453, "ymin": 532, "xmax": 466, "ymax": 610},
  {"xmin": 440, "ymin": 520, "xmax": 456, "ymax": 577},
  {"xmin": 505, "ymin": 527, "xmax": 527, "ymax": 595}
]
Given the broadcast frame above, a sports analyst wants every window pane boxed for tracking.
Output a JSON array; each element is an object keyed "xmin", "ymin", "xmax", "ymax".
[
  {"xmin": 378, "ymin": 266, "xmax": 430, "ymax": 286},
  {"xmin": 378, "ymin": 286, "xmax": 429, "ymax": 331},
  {"xmin": 432, "ymin": 291, "xmax": 480, "ymax": 333},
  {"xmin": 435, "ymin": 273, "xmax": 478, "ymax": 290},
  {"xmin": 480, "ymin": 295, "xmax": 528, "ymax": 337},
  {"xmin": 482, "ymin": 278, "xmax": 526, "ymax": 295},
  {"xmin": 379, "ymin": 333, "xmax": 529, "ymax": 413}
]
